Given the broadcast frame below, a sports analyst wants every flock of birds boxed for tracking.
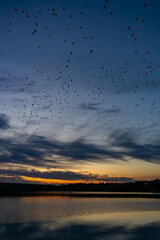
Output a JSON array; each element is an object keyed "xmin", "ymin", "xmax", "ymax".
[{"xmin": 1, "ymin": 0, "xmax": 160, "ymax": 139}]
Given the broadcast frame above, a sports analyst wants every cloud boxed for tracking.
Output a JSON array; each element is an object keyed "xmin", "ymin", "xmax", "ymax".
[
  {"xmin": 41, "ymin": 105, "xmax": 51, "ymax": 111},
  {"xmin": 111, "ymin": 132, "xmax": 160, "ymax": 163},
  {"xmin": 78, "ymin": 102, "xmax": 101, "ymax": 111},
  {"xmin": 0, "ymin": 168, "xmax": 134, "ymax": 182},
  {"xmin": 0, "ymin": 169, "xmax": 97, "ymax": 181},
  {"xmin": 0, "ymin": 135, "xmax": 121, "ymax": 167},
  {"xmin": 0, "ymin": 131, "xmax": 159, "ymax": 172},
  {"xmin": 98, "ymin": 177, "xmax": 134, "ymax": 183},
  {"xmin": 0, "ymin": 114, "xmax": 10, "ymax": 130},
  {"xmin": 77, "ymin": 102, "xmax": 121, "ymax": 114}
]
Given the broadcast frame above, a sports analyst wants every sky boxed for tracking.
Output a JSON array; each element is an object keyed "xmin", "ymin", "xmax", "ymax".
[{"xmin": 0, "ymin": 0, "xmax": 160, "ymax": 184}]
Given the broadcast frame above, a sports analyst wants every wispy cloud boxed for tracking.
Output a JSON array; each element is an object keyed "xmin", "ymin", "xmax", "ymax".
[{"xmin": 77, "ymin": 102, "xmax": 121, "ymax": 114}]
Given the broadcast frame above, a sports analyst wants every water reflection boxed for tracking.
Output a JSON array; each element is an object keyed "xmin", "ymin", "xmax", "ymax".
[{"xmin": 0, "ymin": 196, "xmax": 160, "ymax": 239}]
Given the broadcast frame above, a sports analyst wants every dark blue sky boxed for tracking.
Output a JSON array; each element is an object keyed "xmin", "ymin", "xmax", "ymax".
[{"xmin": 0, "ymin": 0, "xmax": 160, "ymax": 184}]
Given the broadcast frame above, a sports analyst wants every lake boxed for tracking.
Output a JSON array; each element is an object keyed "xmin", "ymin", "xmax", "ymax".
[{"xmin": 0, "ymin": 195, "xmax": 160, "ymax": 239}]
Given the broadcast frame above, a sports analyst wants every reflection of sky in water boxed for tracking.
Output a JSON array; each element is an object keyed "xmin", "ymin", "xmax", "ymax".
[{"xmin": 0, "ymin": 197, "xmax": 160, "ymax": 239}]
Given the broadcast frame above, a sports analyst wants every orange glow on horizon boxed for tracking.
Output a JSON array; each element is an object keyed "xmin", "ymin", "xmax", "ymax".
[
  {"xmin": 20, "ymin": 175, "xmax": 157, "ymax": 185},
  {"xmin": 21, "ymin": 176, "xmax": 96, "ymax": 184}
]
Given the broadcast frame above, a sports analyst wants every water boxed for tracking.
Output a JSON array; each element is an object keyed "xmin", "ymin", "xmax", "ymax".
[{"xmin": 0, "ymin": 196, "xmax": 160, "ymax": 239}]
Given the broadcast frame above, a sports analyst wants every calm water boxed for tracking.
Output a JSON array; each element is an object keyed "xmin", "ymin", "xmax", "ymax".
[{"xmin": 0, "ymin": 196, "xmax": 160, "ymax": 240}]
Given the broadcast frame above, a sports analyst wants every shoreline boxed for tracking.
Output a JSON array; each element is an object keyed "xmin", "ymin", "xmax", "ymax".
[{"xmin": 1, "ymin": 192, "xmax": 160, "ymax": 198}]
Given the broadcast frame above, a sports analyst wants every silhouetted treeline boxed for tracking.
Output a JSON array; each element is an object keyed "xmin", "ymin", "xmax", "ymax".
[{"xmin": 0, "ymin": 179, "xmax": 160, "ymax": 196}]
